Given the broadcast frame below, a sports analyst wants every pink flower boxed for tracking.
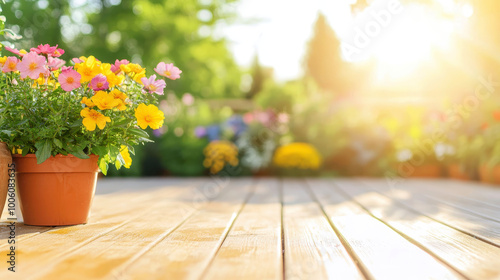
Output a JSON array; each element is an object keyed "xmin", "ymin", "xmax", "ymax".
[
  {"xmin": 5, "ymin": 46, "xmax": 24, "ymax": 57},
  {"xmin": 181, "ymin": 93, "xmax": 194, "ymax": 106},
  {"xmin": 58, "ymin": 69, "xmax": 81, "ymax": 91},
  {"xmin": 17, "ymin": 52, "xmax": 47, "ymax": 79},
  {"xmin": 141, "ymin": 74, "xmax": 166, "ymax": 95},
  {"xmin": 61, "ymin": 66, "xmax": 74, "ymax": 72},
  {"xmin": 110, "ymin": 59, "xmax": 129, "ymax": 73},
  {"xmin": 89, "ymin": 74, "xmax": 109, "ymax": 91},
  {"xmin": 72, "ymin": 57, "xmax": 84, "ymax": 64},
  {"xmin": 30, "ymin": 44, "xmax": 65, "ymax": 57},
  {"xmin": 154, "ymin": 62, "xmax": 182, "ymax": 80},
  {"xmin": 47, "ymin": 57, "xmax": 66, "ymax": 71},
  {"xmin": 2, "ymin": 57, "xmax": 19, "ymax": 73}
]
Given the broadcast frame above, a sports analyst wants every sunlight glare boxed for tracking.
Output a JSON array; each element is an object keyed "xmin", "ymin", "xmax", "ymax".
[{"xmin": 371, "ymin": 6, "xmax": 454, "ymax": 81}]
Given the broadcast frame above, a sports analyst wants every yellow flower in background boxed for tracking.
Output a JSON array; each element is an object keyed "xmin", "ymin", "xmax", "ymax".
[
  {"xmin": 273, "ymin": 143, "xmax": 322, "ymax": 170},
  {"xmin": 119, "ymin": 145, "xmax": 132, "ymax": 168},
  {"xmin": 32, "ymin": 74, "xmax": 59, "ymax": 89},
  {"xmin": 135, "ymin": 104, "xmax": 164, "ymax": 129},
  {"xmin": 81, "ymin": 97, "xmax": 95, "ymax": 107},
  {"xmin": 0, "ymin": 56, "xmax": 7, "ymax": 66},
  {"xmin": 75, "ymin": 56, "xmax": 101, "ymax": 82},
  {"xmin": 92, "ymin": 91, "xmax": 122, "ymax": 110},
  {"xmin": 203, "ymin": 141, "xmax": 239, "ymax": 174},
  {"xmin": 80, "ymin": 108, "xmax": 111, "ymax": 131},
  {"xmin": 11, "ymin": 147, "xmax": 22, "ymax": 155}
]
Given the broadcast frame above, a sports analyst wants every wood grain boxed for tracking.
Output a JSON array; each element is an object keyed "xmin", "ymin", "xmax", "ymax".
[
  {"xmin": 362, "ymin": 179, "xmax": 500, "ymax": 247},
  {"xmin": 335, "ymin": 179, "xmax": 500, "ymax": 280},
  {"xmin": 116, "ymin": 178, "xmax": 254, "ymax": 280},
  {"xmin": 282, "ymin": 179, "xmax": 363, "ymax": 280},
  {"xmin": 307, "ymin": 179, "xmax": 463, "ymax": 280},
  {"xmin": 0, "ymin": 179, "xmax": 210, "ymax": 279},
  {"xmin": 202, "ymin": 178, "xmax": 282, "ymax": 280}
]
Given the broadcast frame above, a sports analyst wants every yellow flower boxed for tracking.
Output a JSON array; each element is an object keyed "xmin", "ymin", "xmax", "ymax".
[
  {"xmin": 0, "ymin": 56, "xmax": 7, "ymax": 66},
  {"xmin": 203, "ymin": 141, "xmax": 239, "ymax": 174},
  {"xmin": 75, "ymin": 56, "xmax": 101, "ymax": 82},
  {"xmin": 110, "ymin": 89, "xmax": 127, "ymax": 100},
  {"xmin": 92, "ymin": 91, "xmax": 122, "ymax": 110},
  {"xmin": 81, "ymin": 97, "xmax": 95, "ymax": 107},
  {"xmin": 120, "ymin": 63, "xmax": 146, "ymax": 84},
  {"xmin": 273, "ymin": 143, "xmax": 322, "ymax": 170},
  {"xmin": 135, "ymin": 104, "xmax": 164, "ymax": 129},
  {"xmin": 80, "ymin": 108, "xmax": 111, "ymax": 131},
  {"xmin": 118, "ymin": 145, "xmax": 132, "ymax": 168}
]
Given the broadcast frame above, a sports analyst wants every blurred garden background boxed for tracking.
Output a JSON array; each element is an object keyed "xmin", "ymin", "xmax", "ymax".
[{"xmin": 4, "ymin": 0, "xmax": 500, "ymax": 181}]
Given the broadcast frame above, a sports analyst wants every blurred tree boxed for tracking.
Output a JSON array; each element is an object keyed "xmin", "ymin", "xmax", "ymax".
[
  {"xmin": 246, "ymin": 54, "xmax": 264, "ymax": 99},
  {"xmin": 3, "ymin": 0, "xmax": 242, "ymax": 98},
  {"xmin": 305, "ymin": 13, "xmax": 346, "ymax": 95}
]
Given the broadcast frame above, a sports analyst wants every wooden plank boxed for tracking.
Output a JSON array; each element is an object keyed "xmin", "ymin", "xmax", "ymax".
[
  {"xmin": 388, "ymin": 179, "xmax": 500, "ymax": 219},
  {"xmin": 0, "ymin": 179, "xmax": 211, "ymax": 279},
  {"xmin": 202, "ymin": 178, "xmax": 282, "ymax": 280},
  {"xmin": 0, "ymin": 178, "xmax": 196, "ymax": 244},
  {"xmin": 362, "ymin": 179, "xmax": 500, "ymax": 247},
  {"xmin": 114, "ymin": 178, "xmax": 254, "ymax": 280},
  {"xmin": 282, "ymin": 179, "xmax": 363, "ymax": 280},
  {"xmin": 335, "ymin": 179, "xmax": 500, "ymax": 280},
  {"xmin": 307, "ymin": 179, "xmax": 463, "ymax": 280}
]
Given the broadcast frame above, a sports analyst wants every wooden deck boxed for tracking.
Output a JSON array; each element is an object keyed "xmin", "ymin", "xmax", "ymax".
[{"xmin": 1, "ymin": 178, "xmax": 500, "ymax": 279}]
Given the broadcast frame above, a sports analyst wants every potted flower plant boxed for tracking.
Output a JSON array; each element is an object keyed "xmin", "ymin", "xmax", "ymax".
[{"xmin": 0, "ymin": 44, "xmax": 181, "ymax": 226}]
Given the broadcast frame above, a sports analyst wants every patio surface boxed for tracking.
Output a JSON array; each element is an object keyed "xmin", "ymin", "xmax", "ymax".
[{"xmin": 1, "ymin": 177, "xmax": 500, "ymax": 279}]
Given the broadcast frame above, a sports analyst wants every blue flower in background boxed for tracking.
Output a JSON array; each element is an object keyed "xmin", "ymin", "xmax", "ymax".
[
  {"xmin": 206, "ymin": 125, "xmax": 221, "ymax": 141},
  {"xmin": 225, "ymin": 115, "xmax": 247, "ymax": 137}
]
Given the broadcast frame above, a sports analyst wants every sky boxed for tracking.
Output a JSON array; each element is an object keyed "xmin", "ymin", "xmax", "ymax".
[
  {"xmin": 220, "ymin": 0, "xmax": 354, "ymax": 81},
  {"xmin": 220, "ymin": 0, "xmax": 473, "ymax": 82}
]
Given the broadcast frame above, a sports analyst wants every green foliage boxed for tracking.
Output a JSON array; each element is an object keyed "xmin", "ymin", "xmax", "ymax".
[{"xmin": 2, "ymin": 0, "xmax": 242, "ymax": 99}]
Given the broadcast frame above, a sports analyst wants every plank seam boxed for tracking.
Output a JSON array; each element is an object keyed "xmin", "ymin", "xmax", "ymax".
[
  {"xmin": 28, "ymin": 182, "xmax": 222, "ymax": 280},
  {"xmin": 280, "ymin": 178, "xmax": 286, "ymax": 280},
  {"xmin": 333, "ymin": 181, "xmax": 471, "ymax": 280},
  {"xmin": 361, "ymin": 181, "xmax": 500, "ymax": 249},
  {"xmin": 303, "ymin": 179, "xmax": 374, "ymax": 280},
  {"xmin": 198, "ymin": 179, "xmax": 257, "ymax": 280}
]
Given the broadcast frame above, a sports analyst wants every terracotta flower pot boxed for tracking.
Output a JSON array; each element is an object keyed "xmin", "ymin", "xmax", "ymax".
[
  {"xmin": 0, "ymin": 143, "xmax": 12, "ymax": 218},
  {"xmin": 447, "ymin": 164, "xmax": 471, "ymax": 181},
  {"xmin": 409, "ymin": 164, "xmax": 442, "ymax": 178},
  {"xmin": 478, "ymin": 165, "xmax": 500, "ymax": 185},
  {"xmin": 13, "ymin": 154, "xmax": 99, "ymax": 226}
]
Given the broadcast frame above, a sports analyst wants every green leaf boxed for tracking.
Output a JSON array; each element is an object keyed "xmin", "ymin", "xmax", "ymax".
[
  {"xmin": 53, "ymin": 138, "xmax": 62, "ymax": 148},
  {"xmin": 22, "ymin": 148, "xmax": 29, "ymax": 157},
  {"xmin": 92, "ymin": 145, "xmax": 108, "ymax": 156},
  {"xmin": 128, "ymin": 128, "xmax": 149, "ymax": 138},
  {"xmin": 70, "ymin": 149, "xmax": 89, "ymax": 159},
  {"xmin": 70, "ymin": 119, "xmax": 83, "ymax": 127},
  {"xmin": 139, "ymin": 137, "xmax": 154, "ymax": 143},
  {"xmin": 35, "ymin": 140, "xmax": 52, "ymax": 164},
  {"xmin": 99, "ymin": 158, "xmax": 108, "ymax": 176},
  {"xmin": 114, "ymin": 118, "xmax": 130, "ymax": 126},
  {"xmin": 109, "ymin": 145, "xmax": 120, "ymax": 159}
]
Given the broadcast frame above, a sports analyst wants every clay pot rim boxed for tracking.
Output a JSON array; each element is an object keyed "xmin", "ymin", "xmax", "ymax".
[{"xmin": 13, "ymin": 154, "xmax": 98, "ymax": 158}]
